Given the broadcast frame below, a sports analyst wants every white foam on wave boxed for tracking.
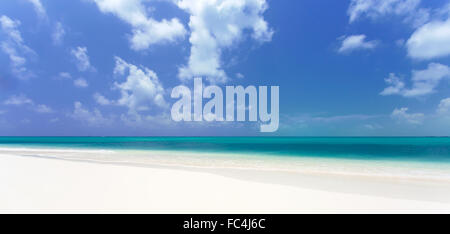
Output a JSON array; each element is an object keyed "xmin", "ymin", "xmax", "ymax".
[
  {"xmin": 0, "ymin": 147, "xmax": 116, "ymax": 154},
  {"xmin": 2, "ymin": 147, "xmax": 450, "ymax": 182}
]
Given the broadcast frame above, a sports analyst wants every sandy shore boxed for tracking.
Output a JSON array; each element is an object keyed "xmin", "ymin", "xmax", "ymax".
[{"xmin": 1, "ymin": 153, "xmax": 450, "ymax": 213}]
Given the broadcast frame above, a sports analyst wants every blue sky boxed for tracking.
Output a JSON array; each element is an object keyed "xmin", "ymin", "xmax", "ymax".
[{"xmin": 1, "ymin": 0, "xmax": 450, "ymax": 136}]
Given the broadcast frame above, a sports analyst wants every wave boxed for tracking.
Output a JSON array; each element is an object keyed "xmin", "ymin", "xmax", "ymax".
[
  {"xmin": 2, "ymin": 146, "xmax": 450, "ymax": 183},
  {"xmin": 0, "ymin": 147, "xmax": 115, "ymax": 154}
]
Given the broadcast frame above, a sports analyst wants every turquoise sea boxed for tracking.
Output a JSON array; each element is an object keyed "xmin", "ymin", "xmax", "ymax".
[
  {"xmin": 1, "ymin": 137, "xmax": 450, "ymax": 164},
  {"xmin": 3, "ymin": 137, "xmax": 450, "ymax": 181}
]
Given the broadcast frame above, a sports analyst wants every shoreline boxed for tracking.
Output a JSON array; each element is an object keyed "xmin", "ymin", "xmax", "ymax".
[
  {"xmin": 1, "ymin": 152, "xmax": 450, "ymax": 213},
  {"xmin": 2, "ymin": 147, "xmax": 450, "ymax": 183}
]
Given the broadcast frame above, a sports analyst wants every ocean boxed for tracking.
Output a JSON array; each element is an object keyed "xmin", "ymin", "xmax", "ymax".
[
  {"xmin": 1, "ymin": 137, "xmax": 450, "ymax": 163},
  {"xmin": 1, "ymin": 137, "xmax": 450, "ymax": 180}
]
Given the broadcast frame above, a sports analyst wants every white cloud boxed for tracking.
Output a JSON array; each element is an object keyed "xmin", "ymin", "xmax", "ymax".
[
  {"xmin": 3, "ymin": 94, "xmax": 53, "ymax": 114},
  {"xmin": 364, "ymin": 123, "xmax": 383, "ymax": 130},
  {"xmin": 380, "ymin": 73, "xmax": 405, "ymax": 96},
  {"xmin": 3, "ymin": 94, "xmax": 33, "ymax": 106},
  {"xmin": 34, "ymin": 104, "xmax": 53, "ymax": 113},
  {"xmin": 74, "ymin": 78, "xmax": 89, "ymax": 88},
  {"xmin": 89, "ymin": 0, "xmax": 273, "ymax": 83},
  {"xmin": 71, "ymin": 46, "xmax": 94, "ymax": 72},
  {"xmin": 437, "ymin": 98, "xmax": 450, "ymax": 115},
  {"xmin": 94, "ymin": 93, "xmax": 112, "ymax": 106},
  {"xmin": 236, "ymin": 73, "xmax": 245, "ymax": 79},
  {"xmin": 381, "ymin": 63, "xmax": 450, "ymax": 97},
  {"xmin": 71, "ymin": 102, "xmax": 112, "ymax": 126},
  {"xmin": 312, "ymin": 114, "xmax": 380, "ymax": 123},
  {"xmin": 55, "ymin": 72, "xmax": 72, "ymax": 80},
  {"xmin": 26, "ymin": 0, "xmax": 47, "ymax": 19},
  {"xmin": 0, "ymin": 15, "xmax": 35, "ymax": 80},
  {"xmin": 338, "ymin": 34, "xmax": 378, "ymax": 53},
  {"xmin": 91, "ymin": 0, "xmax": 186, "ymax": 50},
  {"xmin": 52, "ymin": 22, "xmax": 65, "ymax": 45},
  {"xmin": 347, "ymin": 0, "xmax": 428, "ymax": 26},
  {"xmin": 406, "ymin": 18, "xmax": 450, "ymax": 60},
  {"xmin": 391, "ymin": 107, "xmax": 424, "ymax": 125},
  {"xmin": 1, "ymin": 42, "xmax": 28, "ymax": 78},
  {"xmin": 176, "ymin": 0, "xmax": 273, "ymax": 83},
  {"xmin": 99, "ymin": 56, "xmax": 167, "ymax": 114},
  {"xmin": 0, "ymin": 16, "xmax": 24, "ymax": 44}
]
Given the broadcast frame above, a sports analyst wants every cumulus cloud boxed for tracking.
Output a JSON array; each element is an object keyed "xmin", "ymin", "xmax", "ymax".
[
  {"xmin": 71, "ymin": 101, "xmax": 112, "ymax": 126},
  {"xmin": 55, "ymin": 72, "xmax": 72, "ymax": 80},
  {"xmin": 52, "ymin": 22, "xmax": 65, "ymax": 45},
  {"xmin": 3, "ymin": 94, "xmax": 53, "ymax": 114},
  {"xmin": 347, "ymin": 0, "xmax": 428, "ymax": 26},
  {"xmin": 74, "ymin": 78, "xmax": 89, "ymax": 88},
  {"xmin": 337, "ymin": 34, "xmax": 378, "ymax": 53},
  {"xmin": 97, "ymin": 57, "xmax": 167, "ymax": 115},
  {"xmin": 406, "ymin": 18, "xmax": 450, "ymax": 60},
  {"xmin": 391, "ymin": 107, "xmax": 424, "ymax": 125},
  {"xmin": 34, "ymin": 104, "xmax": 53, "ymax": 114},
  {"xmin": 0, "ymin": 15, "xmax": 35, "ymax": 80},
  {"xmin": 176, "ymin": 0, "xmax": 273, "ymax": 83},
  {"xmin": 437, "ymin": 98, "xmax": 450, "ymax": 115},
  {"xmin": 91, "ymin": 0, "xmax": 186, "ymax": 50},
  {"xmin": 71, "ymin": 46, "xmax": 94, "ymax": 72},
  {"xmin": 3, "ymin": 94, "xmax": 34, "ymax": 106},
  {"xmin": 94, "ymin": 93, "xmax": 112, "ymax": 106},
  {"xmin": 380, "ymin": 63, "xmax": 450, "ymax": 97},
  {"xmin": 380, "ymin": 73, "xmax": 405, "ymax": 96},
  {"xmin": 26, "ymin": 0, "xmax": 47, "ymax": 19}
]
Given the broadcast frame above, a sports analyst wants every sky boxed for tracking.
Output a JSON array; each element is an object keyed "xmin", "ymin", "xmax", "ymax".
[{"xmin": 1, "ymin": 0, "xmax": 450, "ymax": 136}]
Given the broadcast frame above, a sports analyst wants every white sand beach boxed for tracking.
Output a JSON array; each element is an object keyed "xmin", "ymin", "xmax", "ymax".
[{"xmin": 1, "ymin": 151, "xmax": 450, "ymax": 214}]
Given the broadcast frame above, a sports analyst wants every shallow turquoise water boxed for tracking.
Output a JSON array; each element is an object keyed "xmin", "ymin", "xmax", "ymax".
[{"xmin": 1, "ymin": 137, "xmax": 450, "ymax": 163}]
